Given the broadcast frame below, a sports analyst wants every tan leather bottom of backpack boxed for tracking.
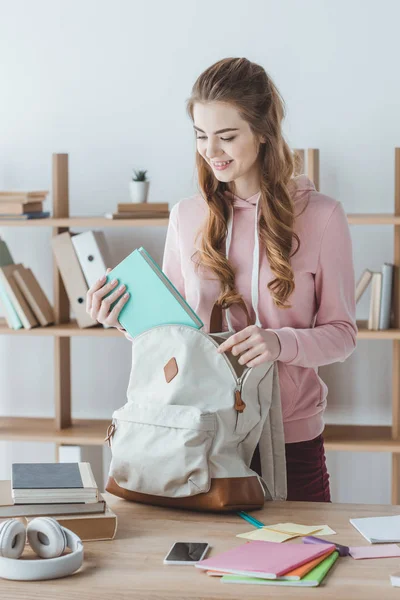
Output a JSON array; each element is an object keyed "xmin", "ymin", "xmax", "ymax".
[{"xmin": 106, "ymin": 476, "xmax": 265, "ymax": 512}]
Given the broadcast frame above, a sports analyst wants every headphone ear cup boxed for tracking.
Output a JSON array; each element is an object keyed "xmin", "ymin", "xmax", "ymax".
[
  {"xmin": 0, "ymin": 519, "xmax": 26, "ymax": 559},
  {"xmin": 27, "ymin": 517, "xmax": 67, "ymax": 559}
]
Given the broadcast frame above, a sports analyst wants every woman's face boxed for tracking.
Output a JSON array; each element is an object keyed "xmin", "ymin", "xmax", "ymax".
[{"xmin": 193, "ymin": 101, "xmax": 264, "ymax": 194}]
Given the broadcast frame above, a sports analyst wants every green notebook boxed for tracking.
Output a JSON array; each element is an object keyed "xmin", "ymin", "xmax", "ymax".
[
  {"xmin": 106, "ymin": 247, "xmax": 203, "ymax": 339},
  {"xmin": 220, "ymin": 551, "xmax": 339, "ymax": 587}
]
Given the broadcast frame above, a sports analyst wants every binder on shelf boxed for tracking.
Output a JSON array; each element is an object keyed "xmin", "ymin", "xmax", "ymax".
[
  {"xmin": 51, "ymin": 232, "xmax": 97, "ymax": 328},
  {"xmin": 0, "ymin": 265, "xmax": 38, "ymax": 329},
  {"xmin": 13, "ymin": 267, "xmax": 55, "ymax": 326},
  {"xmin": 71, "ymin": 231, "xmax": 113, "ymax": 288}
]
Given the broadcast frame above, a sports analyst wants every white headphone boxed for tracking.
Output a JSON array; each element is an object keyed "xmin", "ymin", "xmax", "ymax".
[{"xmin": 0, "ymin": 516, "xmax": 84, "ymax": 581}]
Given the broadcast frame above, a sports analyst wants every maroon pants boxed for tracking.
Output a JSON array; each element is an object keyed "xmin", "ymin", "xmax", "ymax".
[{"xmin": 251, "ymin": 434, "xmax": 331, "ymax": 502}]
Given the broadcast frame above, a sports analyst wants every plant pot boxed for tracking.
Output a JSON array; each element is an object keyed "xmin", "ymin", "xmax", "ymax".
[{"xmin": 129, "ymin": 181, "xmax": 150, "ymax": 203}]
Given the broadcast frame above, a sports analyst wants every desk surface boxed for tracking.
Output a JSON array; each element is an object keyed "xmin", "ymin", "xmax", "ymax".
[{"xmin": 4, "ymin": 494, "xmax": 400, "ymax": 599}]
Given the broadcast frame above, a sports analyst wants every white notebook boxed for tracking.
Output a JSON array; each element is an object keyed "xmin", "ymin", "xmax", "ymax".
[{"xmin": 350, "ymin": 515, "xmax": 400, "ymax": 543}]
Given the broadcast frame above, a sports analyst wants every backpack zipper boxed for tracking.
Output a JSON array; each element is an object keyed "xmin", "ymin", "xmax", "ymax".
[
  {"xmin": 197, "ymin": 329, "xmax": 252, "ymax": 413},
  {"xmin": 131, "ymin": 323, "xmax": 252, "ymax": 413}
]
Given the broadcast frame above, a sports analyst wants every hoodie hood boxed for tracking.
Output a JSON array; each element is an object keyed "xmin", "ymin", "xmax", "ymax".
[{"xmin": 224, "ymin": 174, "xmax": 316, "ymax": 209}]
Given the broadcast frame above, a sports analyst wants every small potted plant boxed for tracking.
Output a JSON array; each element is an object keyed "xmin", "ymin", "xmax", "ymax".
[{"xmin": 129, "ymin": 169, "xmax": 150, "ymax": 203}]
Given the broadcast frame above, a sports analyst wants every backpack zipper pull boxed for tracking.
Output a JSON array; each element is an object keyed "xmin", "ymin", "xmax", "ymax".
[{"xmin": 234, "ymin": 384, "xmax": 246, "ymax": 413}]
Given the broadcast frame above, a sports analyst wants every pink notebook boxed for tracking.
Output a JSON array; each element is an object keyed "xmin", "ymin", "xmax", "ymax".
[{"xmin": 195, "ymin": 541, "xmax": 336, "ymax": 579}]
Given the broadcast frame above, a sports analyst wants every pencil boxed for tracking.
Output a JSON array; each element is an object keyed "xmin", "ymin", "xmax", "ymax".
[{"xmin": 237, "ymin": 511, "xmax": 265, "ymax": 528}]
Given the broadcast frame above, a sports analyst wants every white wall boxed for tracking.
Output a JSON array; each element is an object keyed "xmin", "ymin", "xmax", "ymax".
[{"xmin": 0, "ymin": 0, "xmax": 398, "ymax": 502}]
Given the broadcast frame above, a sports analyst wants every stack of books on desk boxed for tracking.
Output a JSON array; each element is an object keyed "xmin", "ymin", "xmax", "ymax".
[
  {"xmin": 104, "ymin": 202, "xmax": 169, "ymax": 220},
  {"xmin": 0, "ymin": 462, "xmax": 117, "ymax": 541},
  {"xmin": 356, "ymin": 263, "xmax": 395, "ymax": 330},
  {"xmin": 196, "ymin": 540, "xmax": 339, "ymax": 587},
  {"xmin": 0, "ymin": 238, "xmax": 55, "ymax": 330},
  {"xmin": 0, "ymin": 190, "xmax": 50, "ymax": 220}
]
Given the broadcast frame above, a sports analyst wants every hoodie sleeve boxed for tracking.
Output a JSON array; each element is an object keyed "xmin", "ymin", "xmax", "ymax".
[{"xmin": 270, "ymin": 202, "xmax": 357, "ymax": 367}]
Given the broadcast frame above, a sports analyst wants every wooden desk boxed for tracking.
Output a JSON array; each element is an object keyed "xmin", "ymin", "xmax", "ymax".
[{"xmin": 4, "ymin": 494, "xmax": 400, "ymax": 598}]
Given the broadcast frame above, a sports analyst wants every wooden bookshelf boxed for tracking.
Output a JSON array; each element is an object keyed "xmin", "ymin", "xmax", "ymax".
[
  {"xmin": 0, "ymin": 217, "xmax": 169, "ymax": 228},
  {"xmin": 1, "ymin": 150, "xmax": 400, "ymax": 502},
  {"xmin": 0, "ymin": 417, "xmax": 109, "ymax": 445},
  {"xmin": 1, "ymin": 317, "xmax": 400, "ymax": 339},
  {"xmin": 0, "ymin": 318, "xmax": 122, "ymax": 336}
]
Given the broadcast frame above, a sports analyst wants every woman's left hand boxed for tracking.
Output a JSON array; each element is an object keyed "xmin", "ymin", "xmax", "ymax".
[{"xmin": 217, "ymin": 326, "xmax": 281, "ymax": 367}]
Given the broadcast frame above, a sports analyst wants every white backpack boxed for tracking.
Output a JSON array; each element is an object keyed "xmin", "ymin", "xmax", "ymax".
[{"xmin": 105, "ymin": 198, "xmax": 287, "ymax": 511}]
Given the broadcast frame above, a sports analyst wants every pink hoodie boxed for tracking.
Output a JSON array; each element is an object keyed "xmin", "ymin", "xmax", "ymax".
[{"xmin": 160, "ymin": 175, "xmax": 357, "ymax": 443}]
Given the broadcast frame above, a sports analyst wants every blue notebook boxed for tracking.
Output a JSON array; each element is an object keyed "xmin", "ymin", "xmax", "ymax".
[{"xmin": 106, "ymin": 247, "xmax": 203, "ymax": 339}]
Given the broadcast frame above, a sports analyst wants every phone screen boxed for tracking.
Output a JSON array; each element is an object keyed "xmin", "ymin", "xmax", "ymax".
[{"xmin": 164, "ymin": 542, "xmax": 209, "ymax": 562}]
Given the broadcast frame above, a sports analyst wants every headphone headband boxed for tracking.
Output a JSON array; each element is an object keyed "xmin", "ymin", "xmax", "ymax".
[{"xmin": 0, "ymin": 527, "xmax": 84, "ymax": 581}]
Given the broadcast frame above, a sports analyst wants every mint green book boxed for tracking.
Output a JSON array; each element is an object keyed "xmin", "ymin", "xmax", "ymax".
[
  {"xmin": 0, "ymin": 280, "xmax": 23, "ymax": 329},
  {"xmin": 220, "ymin": 551, "xmax": 339, "ymax": 587},
  {"xmin": 0, "ymin": 238, "xmax": 21, "ymax": 329},
  {"xmin": 106, "ymin": 247, "xmax": 203, "ymax": 338}
]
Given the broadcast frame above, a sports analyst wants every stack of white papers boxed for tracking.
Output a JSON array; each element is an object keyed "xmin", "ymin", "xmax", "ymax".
[{"xmin": 350, "ymin": 515, "xmax": 400, "ymax": 543}]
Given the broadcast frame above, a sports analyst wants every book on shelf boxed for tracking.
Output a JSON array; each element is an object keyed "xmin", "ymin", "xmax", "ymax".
[
  {"xmin": 0, "ymin": 238, "xmax": 55, "ymax": 329},
  {"xmin": 0, "ymin": 480, "xmax": 105, "ymax": 518},
  {"xmin": 105, "ymin": 211, "xmax": 170, "ymax": 219},
  {"xmin": 0, "ymin": 238, "xmax": 22, "ymax": 329},
  {"xmin": 11, "ymin": 462, "xmax": 99, "ymax": 504},
  {"xmin": 0, "ymin": 264, "xmax": 38, "ymax": 329},
  {"xmin": 356, "ymin": 264, "xmax": 395, "ymax": 330},
  {"xmin": 0, "ymin": 201, "xmax": 44, "ymax": 215},
  {"xmin": 368, "ymin": 272, "xmax": 383, "ymax": 331},
  {"xmin": 0, "ymin": 211, "xmax": 50, "ymax": 220},
  {"xmin": 104, "ymin": 201, "xmax": 170, "ymax": 219},
  {"xmin": 51, "ymin": 232, "xmax": 97, "ymax": 328},
  {"xmin": 106, "ymin": 246, "xmax": 203, "ymax": 339},
  {"xmin": 27, "ymin": 503, "xmax": 118, "ymax": 542},
  {"xmin": 13, "ymin": 267, "xmax": 55, "ymax": 326},
  {"xmin": 0, "ymin": 191, "xmax": 49, "ymax": 203},
  {"xmin": 0, "ymin": 279, "xmax": 23, "ymax": 329},
  {"xmin": 0, "ymin": 238, "xmax": 14, "ymax": 266}
]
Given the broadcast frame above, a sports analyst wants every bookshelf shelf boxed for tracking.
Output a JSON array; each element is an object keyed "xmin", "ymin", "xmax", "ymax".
[
  {"xmin": 347, "ymin": 214, "xmax": 400, "ymax": 225},
  {"xmin": 1, "ymin": 318, "xmax": 400, "ymax": 339},
  {"xmin": 0, "ymin": 419, "xmax": 396, "ymax": 452},
  {"xmin": 1, "ymin": 149, "xmax": 400, "ymax": 502},
  {"xmin": 0, "ymin": 216, "xmax": 169, "ymax": 228},
  {"xmin": 0, "ymin": 318, "xmax": 122, "ymax": 336},
  {"xmin": 0, "ymin": 214, "xmax": 398, "ymax": 228},
  {"xmin": 0, "ymin": 417, "xmax": 109, "ymax": 445},
  {"xmin": 324, "ymin": 425, "xmax": 400, "ymax": 453}
]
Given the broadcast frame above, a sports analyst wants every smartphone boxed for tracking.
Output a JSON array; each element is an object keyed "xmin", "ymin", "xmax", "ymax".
[{"xmin": 163, "ymin": 542, "xmax": 210, "ymax": 565}]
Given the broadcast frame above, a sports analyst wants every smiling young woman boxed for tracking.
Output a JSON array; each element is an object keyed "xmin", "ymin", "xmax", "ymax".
[
  {"xmin": 171, "ymin": 57, "xmax": 356, "ymax": 502},
  {"xmin": 93, "ymin": 57, "xmax": 357, "ymax": 503}
]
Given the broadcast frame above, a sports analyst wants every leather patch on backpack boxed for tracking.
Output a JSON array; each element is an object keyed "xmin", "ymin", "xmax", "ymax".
[{"xmin": 164, "ymin": 357, "xmax": 178, "ymax": 383}]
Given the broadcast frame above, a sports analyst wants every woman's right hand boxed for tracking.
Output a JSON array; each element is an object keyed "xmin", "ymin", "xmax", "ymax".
[{"xmin": 86, "ymin": 268, "xmax": 130, "ymax": 328}]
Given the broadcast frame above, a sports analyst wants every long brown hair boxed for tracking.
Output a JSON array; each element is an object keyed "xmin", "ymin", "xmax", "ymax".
[{"xmin": 186, "ymin": 57, "xmax": 302, "ymax": 311}]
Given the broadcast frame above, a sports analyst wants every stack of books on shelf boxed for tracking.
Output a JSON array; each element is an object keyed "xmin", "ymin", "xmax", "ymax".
[
  {"xmin": 51, "ymin": 230, "xmax": 113, "ymax": 328},
  {"xmin": 0, "ymin": 237, "xmax": 54, "ymax": 330},
  {"xmin": 104, "ymin": 202, "xmax": 169, "ymax": 220},
  {"xmin": 0, "ymin": 190, "xmax": 50, "ymax": 220},
  {"xmin": 356, "ymin": 263, "xmax": 395, "ymax": 330},
  {"xmin": 0, "ymin": 462, "xmax": 117, "ymax": 541}
]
